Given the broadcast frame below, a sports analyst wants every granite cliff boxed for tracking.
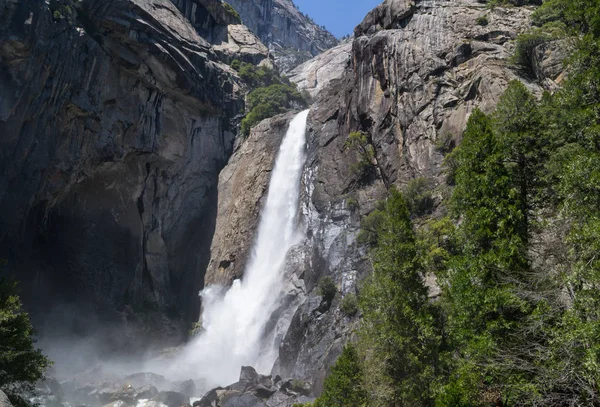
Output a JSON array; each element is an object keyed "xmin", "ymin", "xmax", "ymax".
[
  {"xmin": 0, "ymin": 0, "xmax": 569, "ymax": 401},
  {"xmin": 0, "ymin": 0, "xmax": 269, "ymax": 353},
  {"xmin": 225, "ymin": 0, "xmax": 338, "ymax": 72},
  {"xmin": 205, "ymin": 0, "xmax": 566, "ymax": 393}
]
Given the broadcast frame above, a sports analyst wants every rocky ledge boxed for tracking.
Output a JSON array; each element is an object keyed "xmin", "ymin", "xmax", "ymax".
[{"xmin": 194, "ymin": 367, "xmax": 313, "ymax": 407}]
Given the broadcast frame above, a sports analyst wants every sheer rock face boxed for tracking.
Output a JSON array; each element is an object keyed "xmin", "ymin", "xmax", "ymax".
[
  {"xmin": 204, "ymin": 112, "xmax": 297, "ymax": 287},
  {"xmin": 171, "ymin": 0, "xmax": 274, "ymax": 66},
  {"xmin": 0, "ymin": 0, "xmax": 264, "ymax": 351},
  {"xmin": 288, "ymin": 41, "xmax": 352, "ymax": 99},
  {"xmin": 225, "ymin": 0, "xmax": 338, "ymax": 72}
]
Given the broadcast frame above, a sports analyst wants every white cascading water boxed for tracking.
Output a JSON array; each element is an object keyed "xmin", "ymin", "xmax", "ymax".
[{"xmin": 167, "ymin": 110, "xmax": 310, "ymax": 387}]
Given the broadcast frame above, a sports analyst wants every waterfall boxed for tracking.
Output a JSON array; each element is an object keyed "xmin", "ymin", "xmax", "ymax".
[{"xmin": 166, "ymin": 110, "xmax": 310, "ymax": 387}]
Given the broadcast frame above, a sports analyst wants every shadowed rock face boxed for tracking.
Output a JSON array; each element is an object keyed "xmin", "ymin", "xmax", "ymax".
[
  {"xmin": 225, "ymin": 0, "xmax": 338, "ymax": 72},
  {"xmin": 0, "ymin": 0, "xmax": 265, "ymax": 352},
  {"xmin": 170, "ymin": 0, "xmax": 274, "ymax": 66}
]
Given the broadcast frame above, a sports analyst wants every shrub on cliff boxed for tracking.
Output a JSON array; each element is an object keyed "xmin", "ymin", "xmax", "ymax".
[
  {"xmin": 403, "ymin": 177, "xmax": 435, "ymax": 217},
  {"xmin": 344, "ymin": 131, "xmax": 377, "ymax": 183},
  {"xmin": 222, "ymin": 2, "xmax": 241, "ymax": 24},
  {"xmin": 232, "ymin": 61, "xmax": 308, "ymax": 137},
  {"xmin": 339, "ymin": 293, "xmax": 358, "ymax": 317},
  {"xmin": 241, "ymin": 83, "xmax": 307, "ymax": 137},
  {"xmin": 0, "ymin": 278, "xmax": 51, "ymax": 406},
  {"xmin": 232, "ymin": 61, "xmax": 281, "ymax": 89},
  {"xmin": 317, "ymin": 276, "xmax": 337, "ymax": 304}
]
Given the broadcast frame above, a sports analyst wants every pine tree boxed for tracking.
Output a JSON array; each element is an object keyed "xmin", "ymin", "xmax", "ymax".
[
  {"xmin": 358, "ymin": 189, "xmax": 440, "ymax": 406},
  {"xmin": 0, "ymin": 279, "xmax": 51, "ymax": 406},
  {"xmin": 313, "ymin": 345, "xmax": 366, "ymax": 407}
]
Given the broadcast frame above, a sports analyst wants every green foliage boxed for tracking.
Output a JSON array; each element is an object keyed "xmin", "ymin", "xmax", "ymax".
[
  {"xmin": 50, "ymin": 3, "xmax": 74, "ymax": 23},
  {"xmin": 245, "ymin": 84, "xmax": 303, "ymax": 111},
  {"xmin": 532, "ymin": 0, "xmax": 600, "ymax": 36},
  {"xmin": 358, "ymin": 189, "xmax": 440, "ymax": 406},
  {"xmin": 344, "ymin": 132, "xmax": 376, "ymax": 182},
  {"xmin": 345, "ymin": 197, "xmax": 359, "ymax": 211},
  {"xmin": 0, "ymin": 278, "xmax": 52, "ymax": 405},
  {"xmin": 240, "ymin": 83, "xmax": 307, "ymax": 137},
  {"xmin": 318, "ymin": 276, "xmax": 337, "ymax": 304},
  {"xmin": 434, "ymin": 132, "xmax": 456, "ymax": 155},
  {"xmin": 222, "ymin": 2, "xmax": 241, "ymax": 24},
  {"xmin": 403, "ymin": 177, "xmax": 435, "ymax": 217},
  {"xmin": 236, "ymin": 61, "xmax": 281, "ymax": 89},
  {"xmin": 234, "ymin": 61, "xmax": 308, "ymax": 137},
  {"xmin": 441, "ymin": 146, "xmax": 459, "ymax": 186},
  {"xmin": 339, "ymin": 293, "xmax": 358, "ymax": 317},
  {"xmin": 312, "ymin": 345, "xmax": 366, "ymax": 407},
  {"xmin": 356, "ymin": 200, "xmax": 385, "ymax": 247},
  {"xmin": 436, "ymin": 83, "xmax": 547, "ymax": 403},
  {"xmin": 513, "ymin": 1, "xmax": 571, "ymax": 76},
  {"xmin": 476, "ymin": 15, "xmax": 489, "ymax": 26},
  {"xmin": 230, "ymin": 59, "xmax": 242, "ymax": 71},
  {"xmin": 512, "ymin": 29, "xmax": 552, "ymax": 74},
  {"xmin": 189, "ymin": 321, "xmax": 203, "ymax": 337},
  {"xmin": 416, "ymin": 217, "xmax": 457, "ymax": 276}
]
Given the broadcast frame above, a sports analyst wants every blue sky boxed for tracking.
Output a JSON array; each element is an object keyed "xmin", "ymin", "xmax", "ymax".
[{"xmin": 294, "ymin": 0, "xmax": 383, "ymax": 38}]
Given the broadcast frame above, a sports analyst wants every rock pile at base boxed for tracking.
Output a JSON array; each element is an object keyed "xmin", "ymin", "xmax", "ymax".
[{"xmin": 194, "ymin": 367, "xmax": 314, "ymax": 407}]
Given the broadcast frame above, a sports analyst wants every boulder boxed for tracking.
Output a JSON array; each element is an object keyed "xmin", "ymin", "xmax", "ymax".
[
  {"xmin": 124, "ymin": 374, "xmax": 172, "ymax": 391},
  {"xmin": 170, "ymin": 380, "xmax": 195, "ymax": 399},
  {"xmin": 197, "ymin": 369, "xmax": 313, "ymax": 407},
  {"xmin": 93, "ymin": 385, "xmax": 137, "ymax": 405},
  {"xmin": 221, "ymin": 393, "xmax": 266, "ymax": 407},
  {"xmin": 151, "ymin": 391, "xmax": 188, "ymax": 407},
  {"xmin": 238, "ymin": 367, "xmax": 259, "ymax": 384},
  {"xmin": 134, "ymin": 386, "xmax": 159, "ymax": 401},
  {"xmin": 0, "ymin": 391, "xmax": 12, "ymax": 407},
  {"xmin": 193, "ymin": 387, "xmax": 223, "ymax": 407}
]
